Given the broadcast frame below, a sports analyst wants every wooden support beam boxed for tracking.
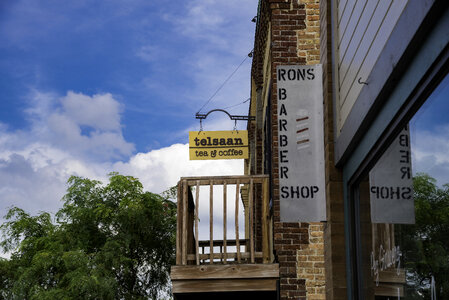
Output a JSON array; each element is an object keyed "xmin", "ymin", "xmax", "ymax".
[
  {"xmin": 235, "ymin": 180, "xmax": 241, "ymax": 263},
  {"xmin": 262, "ymin": 177, "xmax": 270, "ymax": 263},
  {"xmin": 223, "ymin": 182, "xmax": 227, "ymax": 264},
  {"xmin": 195, "ymin": 180, "xmax": 200, "ymax": 265},
  {"xmin": 176, "ymin": 182, "xmax": 182, "ymax": 265},
  {"xmin": 182, "ymin": 180, "xmax": 188, "ymax": 265},
  {"xmin": 249, "ymin": 178, "xmax": 254, "ymax": 263},
  {"xmin": 209, "ymin": 181, "xmax": 214, "ymax": 264}
]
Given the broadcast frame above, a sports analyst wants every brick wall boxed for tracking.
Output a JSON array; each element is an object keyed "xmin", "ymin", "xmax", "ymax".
[
  {"xmin": 298, "ymin": 223, "xmax": 325, "ymax": 299},
  {"xmin": 252, "ymin": 0, "xmax": 270, "ymax": 88},
  {"xmin": 250, "ymin": 0, "xmax": 332, "ymax": 299},
  {"xmin": 268, "ymin": 0, "xmax": 325, "ymax": 299},
  {"xmin": 276, "ymin": 222, "xmax": 309, "ymax": 299},
  {"xmin": 319, "ymin": 0, "xmax": 347, "ymax": 299}
]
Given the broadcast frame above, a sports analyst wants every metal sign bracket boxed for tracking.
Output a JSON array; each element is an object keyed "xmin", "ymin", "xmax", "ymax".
[{"xmin": 195, "ymin": 109, "xmax": 255, "ymax": 121}]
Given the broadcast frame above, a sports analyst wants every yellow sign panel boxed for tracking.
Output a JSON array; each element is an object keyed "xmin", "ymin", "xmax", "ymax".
[{"xmin": 189, "ymin": 130, "xmax": 249, "ymax": 160}]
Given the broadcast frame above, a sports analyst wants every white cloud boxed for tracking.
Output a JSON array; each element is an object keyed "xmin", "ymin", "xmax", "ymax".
[
  {"xmin": 0, "ymin": 90, "xmax": 244, "ymax": 257},
  {"xmin": 23, "ymin": 90, "xmax": 134, "ymax": 161},
  {"xmin": 0, "ymin": 139, "xmax": 111, "ymax": 220},
  {"xmin": 0, "ymin": 141, "xmax": 243, "ymax": 215},
  {"xmin": 61, "ymin": 92, "xmax": 122, "ymax": 131},
  {"xmin": 411, "ymin": 125, "xmax": 449, "ymax": 186},
  {"xmin": 114, "ymin": 143, "xmax": 243, "ymax": 194},
  {"xmin": 0, "ymin": 90, "xmax": 130, "ymax": 220}
]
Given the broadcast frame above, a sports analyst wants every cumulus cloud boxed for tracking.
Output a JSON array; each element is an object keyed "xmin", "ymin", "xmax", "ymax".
[
  {"xmin": 114, "ymin": 143, "xmax": 243, "ymax": 193},
  {"xmin": 61, "ymin": 92, "xmax": 122, "ymax": 131},
  {"xmin": 0, "ymin": 90, "xmax": 243, "ymax": 239},
  {"xmin": 0, "ymin": 89, "xmax": 135, "ymax": 220},
  {"xmin": 23, "ymin": 90, "xmax": 134, "ymax": 161},
  {"xmin": 0, "ymin": 90, "xmax": 127, "ymax": 219},
  {"xmin": 0, "ymin": 152, "xmax": 70, "ymax": 215}
]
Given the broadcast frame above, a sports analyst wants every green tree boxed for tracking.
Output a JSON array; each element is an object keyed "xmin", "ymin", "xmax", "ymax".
[
  {"xmin": 0, "ymin": 173, "xmax": 176, "ymax": 299},
  {"xmin": 401, "ymin": 173, "xmax": 449, "ymax": 299}
]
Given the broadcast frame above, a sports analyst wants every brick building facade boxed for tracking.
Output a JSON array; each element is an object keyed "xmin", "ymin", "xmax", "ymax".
[
  {"xmin": 247, "ymin": 1, "xmax": 344, "ymax": 299},
  {"xmin": 172, "ymin": 1, "xmax": 449, "ymax": 299},
  {"xmin": 248, "ymin": 0, "xmax": 449, "ymax": 299}
]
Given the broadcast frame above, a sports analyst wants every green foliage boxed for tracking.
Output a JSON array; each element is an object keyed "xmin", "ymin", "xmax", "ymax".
[
  {"xmin": 0, "ymin": 173, "xmax": 176, "ymax": 299},
  {"xmin": 400, "ymin": 173, "xmax": 449, "ymax": 299},
  {"xmin": 160, "ymin": 186, "xmax": 177, "ymax": 203}
]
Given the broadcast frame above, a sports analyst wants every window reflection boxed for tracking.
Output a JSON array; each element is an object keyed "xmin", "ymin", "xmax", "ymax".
[{"xmin": 356, "ymin": 73, "xmax": 449, "ymax": 299}]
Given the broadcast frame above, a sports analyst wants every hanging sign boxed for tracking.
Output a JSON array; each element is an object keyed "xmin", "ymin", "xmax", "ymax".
[
  {"xmin": 189, "ymin": 130, "xmax": 249, "ymax": 160},
  {"xmin": 369, "ymin": 126, "xmax": 414, "ymax": 224},
  {"xmin": 277, "ymin": 64, "xmax": 326, "ymax": 222}
]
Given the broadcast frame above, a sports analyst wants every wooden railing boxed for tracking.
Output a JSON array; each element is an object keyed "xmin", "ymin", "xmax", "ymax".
[{"xmin": 175, "ymin": 175, "xmax": 272, "ymax": 266}]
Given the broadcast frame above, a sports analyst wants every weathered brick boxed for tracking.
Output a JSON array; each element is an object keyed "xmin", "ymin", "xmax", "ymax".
[{"xmin": 251, "ymin": 0, "xmax": 326, "ymax": 298}]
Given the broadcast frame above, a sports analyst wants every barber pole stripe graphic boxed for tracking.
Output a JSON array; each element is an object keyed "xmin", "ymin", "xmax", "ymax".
[{"xmin": 296, "ymin": 112, "xmax": 310, "ymax": 150}]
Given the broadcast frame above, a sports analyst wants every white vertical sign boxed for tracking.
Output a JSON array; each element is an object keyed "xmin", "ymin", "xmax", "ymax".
[
  {"xmin": 277, "ymin": 65, "xmax": 326, "ymax": 222},
  {"xmin": 369, "ymin": 126, "xmax": 414, "ymax": 224}
]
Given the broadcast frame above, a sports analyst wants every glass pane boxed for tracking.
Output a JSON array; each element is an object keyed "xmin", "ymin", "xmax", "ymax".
[{"xmin": 357, "ymin": 73, "xmax": 449, "ymax": 299}]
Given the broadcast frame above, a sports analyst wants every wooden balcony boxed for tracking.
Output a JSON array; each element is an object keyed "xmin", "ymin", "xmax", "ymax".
[{"xmin": 171, "ymin": 175, "xmax": 279, "ymax": 298}]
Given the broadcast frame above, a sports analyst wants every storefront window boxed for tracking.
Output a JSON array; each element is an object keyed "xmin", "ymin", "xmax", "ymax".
[{"xmin": 355, "ymin": 73, "xmax": 449, "ymax": 299}]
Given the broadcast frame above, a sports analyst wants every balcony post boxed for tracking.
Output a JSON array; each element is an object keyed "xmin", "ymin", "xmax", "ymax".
[
  {"xmin": 262, "ymin": 177, "xmax": 270, "ymax": 263},
  {"xmin": 182, "ymin": 180, "xmax": 188, "ymax": 265},
  {"xmin": 235, "ymin": 180, "xmax": 241, "ymax": 263},
  {"xmin": 223, "ymin": 182, "xmax": 227, "ymax": 264},
  {"xmin": 176, "ymin": 182, "xmax": 182, "ymax": 265},
  {"xmin": 249, "ymin": 178, "xmax": 254, "ymax": 263},
  {"xmin": 195, "ymin": 180, "xmax": 200, "ymax": 265},
  {"xmin": 209, "ymin": 180, "xmax": 214, "ymax": 264}
]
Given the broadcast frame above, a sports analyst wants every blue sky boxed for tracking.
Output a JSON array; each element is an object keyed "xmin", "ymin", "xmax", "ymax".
[
  {"xmin": 0, "ymin": 0, "xmax": 257, "ymax": 220},
  {"xmin": 0, "ymin": 0, "xmax": 257, "ymax": 152},
  {"xmin": 410, "ymin": 73, "xmax": 449, "ymax": 186}
]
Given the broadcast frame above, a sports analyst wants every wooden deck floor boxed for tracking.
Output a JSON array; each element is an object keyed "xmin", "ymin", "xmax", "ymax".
[{"xmin": 171, "ymin": 263, "xmax": 279, "ymax": 294}]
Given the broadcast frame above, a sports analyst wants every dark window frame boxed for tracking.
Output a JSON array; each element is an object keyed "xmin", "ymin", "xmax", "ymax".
[{"xmin": 345, "ymin": 45, "xmax": 449, "ymax": 300}]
